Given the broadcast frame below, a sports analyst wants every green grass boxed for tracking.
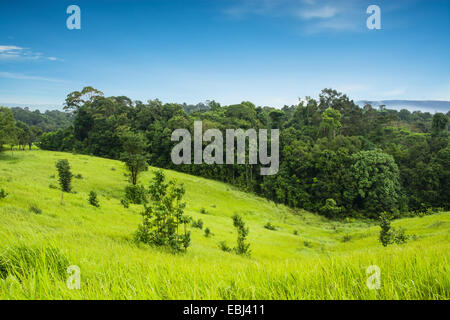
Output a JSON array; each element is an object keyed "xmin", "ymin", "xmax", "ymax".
[{"xmin": 0, "ymin": 149, "xmax": 448, "ymax": 299}]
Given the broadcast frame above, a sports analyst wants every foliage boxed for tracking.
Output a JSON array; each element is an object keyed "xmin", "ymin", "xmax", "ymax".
[
  {"xmin": 124, "ymin": 184, "xmax": 147, "ymax": 204},
  {"xmin": 135, "ymin": 170, "xmax": 191, "ymax": 252},
  {"xmin": 31, "ymin": 87, "xmax": 450, "ymax": 217},
  {"xmin": 88, "ymin": 191, "xmax": 100, "ymax": 207},
  {"xmin": 319, "ymin": 198, "xmax": 342, "ymax": 218},
  {"xmin": 218, "ymin": 241, "xmax": 232, "ymax": 252},
  {"xmin": 0, "ymin": 189, "xmax": 8, "ymax": 199},
  {"xmin": 379, "ymin": 212, "xmax": 410, "ymax": 246},
  {"xmin": 119, "ymin": 129, "xmax": 149, "ymax": 185},
  {"xmin": 204, "ymin": 227, "xmax": 211, "ymax": 237},
  {"xmin": 55, "ymin": 159, "xmax": 72, "ymax": 193},
  {"xmin": 0, "ymin": 107, "xmax": 17, "ymax": 151},
  {"xmin": 191, "ymin": 219, "xmax": 203, "ymax": 229},
  {"xmin": 264, "ymin": 222, "xmax": 277, "ymax": 230},
  {"xmin": 232, "ymin": 214, "xmax": 251, "ymax": 256},
  {"xmin": 29, "ymin": 205, "xmax": 42, "ymax": 215}
]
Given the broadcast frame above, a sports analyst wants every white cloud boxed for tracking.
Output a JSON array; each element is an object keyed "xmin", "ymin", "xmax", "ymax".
[
  {"xmin": 0, "ymin": 44, "xmax": 61, "ymax": 62},
  {"xmin": 299, "ymin": 6, "xmax": 339, "ymax": 19},
  {"xmin": 0, "ymin": 71, "xmax": 63, "ymax": 83},
  {"xmin": 0, "ymin": 45, "xmax": 24, "ymax": 52}
]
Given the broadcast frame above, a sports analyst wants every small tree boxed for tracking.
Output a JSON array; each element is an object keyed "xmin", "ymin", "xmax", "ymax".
[
  {"xmin": 56, "ymin": 159, "xmax": 72, "ymax": 203},
  {"xmin": 135, "ymin": 170, "xmax": 191, "ymax": 252},
  {"xmin": 232, "ymin": 214, "xmax": 251, "ymax": 256},
  {"xmin": 379, "ymin": 212, "xmax": 393, "ymax": 247},
  {"xmin": 119, "ymin": 129, "xmax": 149, "ymax": 185},
  {"xmin": 88, "ymin": 191, "xmax": 100, "ymax": 207}
]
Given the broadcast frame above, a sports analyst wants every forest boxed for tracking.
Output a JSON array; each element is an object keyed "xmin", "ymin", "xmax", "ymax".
[{"xmin": 1, "ymin": 87, "xmax": 449, "ymax": 218}]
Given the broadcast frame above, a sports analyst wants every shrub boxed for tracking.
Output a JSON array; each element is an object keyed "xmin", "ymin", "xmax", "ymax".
[
  {"xmin": 124, "ymin": 184, "xmax": 147, "ymax": 204},
  {"xmin": 56, "ymin": 159, "xmax": 72, "ymax": 193},
  {"xmin": 120, "ymin": 198, "xmax": 129, "ymax": 208},
  {"xmin": 293, "ymin": 230, "xmax": 298, "ymax": 235},
  {"xmin": 88, "ymin": 191, "xmax": 100, "ymax": 208},
  {"xmin": 342, "ymin": 234, "xmax": 352, "ymax": 242},
  {"xmin": 0, "ymin": 188, "xmax": 8, "ymax": 199},
  {"xmin": 204, "ymin": 228, "xmax": 211, "ymax": 237},
  {"xmin": 49, "ymin": 184, "xmax": 58, "ymax": 189},
  {"xmin": 29, "ymin": 205, "xmax": 42, "ymax": 215},
  {"xmin": 379, "ymin": 212, "xmax": 410, "ymax": 246},
  {"xmin": 135, "ymin": 169, "xmax": 191, "ymax": 252},
  {"xmin": 74, "ymin": 173, "xmax": 83, "ymax": 179},
  {"xmin": 218, "ymin": 241, "xmax": 231, "ymax": 252},
  {"xmin": 232, "ymin": 214, "xmax": 251, "ymax": 256},
  {"xmin": 264, "ymin": 222, "xmax": 277, "ymax": 231},
  {"xmin": 303, "ymin": 241, "xmax": 313, "ymax": 248},
  {"xmin": 319, "ymin": 198, "xmax": 341, "ymax": 218},
  {"xmin": 200, "ymin": 208, "xmax": 209, "ymax": 214},
  {"xmin": 191, "ymin": 219, "xmax": 204, "ymax": 229},
  {"xmin": 379, "ymin": 212, "xmax": 393, "ymax": 246}
]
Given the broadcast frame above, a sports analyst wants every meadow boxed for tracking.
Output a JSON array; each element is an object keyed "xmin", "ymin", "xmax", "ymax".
[{"xmin": 0, "ymin": 149, "xmax": 448, "ymax": 299}]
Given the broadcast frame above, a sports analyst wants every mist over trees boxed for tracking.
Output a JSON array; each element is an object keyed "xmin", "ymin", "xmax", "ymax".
[{"xmin": 8, "ymin": 87, "xmax": 448, "ymax": 218}]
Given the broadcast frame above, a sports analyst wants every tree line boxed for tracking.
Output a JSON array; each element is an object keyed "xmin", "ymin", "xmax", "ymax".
[{"xmin": 1, "ymin": 87, "xmax": 449, "ymax": 218}]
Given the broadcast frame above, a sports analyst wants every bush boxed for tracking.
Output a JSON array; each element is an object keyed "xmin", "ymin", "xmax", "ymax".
[
  {"xmin": 200, "ymin": 208, "xmax": 209, "ymax": 214},
  {"xmin": 379, "ymin": 212, "xmax": 410, "ymax": 246},
  {"xmin": 191, "ymin": 219, "xmax": 203, "ymax": 229},
  {"xmin": 218, "ymin": 241, "xmax": 231, "ymax": 252},
  {"xmin": 204, "ymin": 228, "xmax": 211, "ymax": 237},
  {"xmin": 379, "ymin": 212, "xmax": 393, "ymax": 246},
  {"xmin": 0, "ymin": 188, "xmax": 8, "ymax": 199},
  {"xmin": 56, "ymin": 159, "xmax": 72, "ymax": 193},
  {"xmin": 319, "ymin": 198, "xmax": 341, "ymax": 218},
  {"xmin": 120, "ymin": 198, "xmax": 129, "ymax": 208},
  {"xmin": 232, "ymin": 214, "xmax": 251, "ymax": 256},
  {"xmin": 124, "ymin": 184, "xmax": 147, "ymax": 204},
  {"xmin": 342, "ymin": 234, "xmax": 352, "ymax": 242},
  {"xmin": 74, "ymin": 174, "xmax": 83, "ymax": 179},
  {"xmin": 303, "ymin": 241, "xmax": 313, "ymax": 248},
  {"xmin": 29, "ymin": 205, "xmax": 42, "ymax": 215},
  {"xmin": 264, "ymin": 222, "xmax": 277, "ymax": 231},
  {"xmin": 135, "ymin": 169, "xmax": 191, "ymax": 252},
  {"xmin": 293, "ymin": 230, "xmax": 298, "ymax": 235},
  {"xmin": 88, "ymin": 191, "xmax": 100, "ymax": 208}
]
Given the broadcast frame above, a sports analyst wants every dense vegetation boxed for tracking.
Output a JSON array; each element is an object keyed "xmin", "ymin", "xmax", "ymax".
[{"xmin": 2, "ymin": 87, "xmax": 449, "ymax": 218}]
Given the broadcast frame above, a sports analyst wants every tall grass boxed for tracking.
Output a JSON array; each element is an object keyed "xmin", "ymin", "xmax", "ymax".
[{"xmin": 0, "ymin": 150, "xmax": 448, "ymax": 299}]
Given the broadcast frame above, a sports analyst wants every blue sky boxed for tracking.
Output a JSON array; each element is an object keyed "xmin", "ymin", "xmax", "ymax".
[{"xmin": 0, "ymin": 0, "xmax": 449, "ymax": 110}]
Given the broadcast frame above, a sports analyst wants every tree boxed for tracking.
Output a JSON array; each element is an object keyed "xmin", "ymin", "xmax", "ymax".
[
  {"xmin": 135, "ymin": 170, "xmax": 191, "ymax": 252},
  {"xmin": 56, "ymin": 159, "xmax": 73, "ymax": 202},
  {"xmin": 319, "ymin": 107, "xmax": 342, "ymax": 139},
  {"xmin": 431, "ymin": 112, "xmax": 449, "ymax": 136},
  {"xmin": 349, "ymin": 150, "xmax": 401, "ymax": 217},
  {"xmin": 232, "ymin": 214, "xmax": 251, "ymax": 256},
  {"xmin": 88, "ymin": 191, "xmax": 100, "ymax": 207},
  {"xmin": 379, "ymin": 211, "xmax": 393, "ymax": 246},
  {"xmin": 119, "ymin": 129, "xmax": 149, "ymax": 185},
  {"xmin": 0, "ymin": 107, "xmax": 16, "ymax": 152},
  {"xmin": 15, "ymin": 121, "xmax": 31, "ymax": 150}
]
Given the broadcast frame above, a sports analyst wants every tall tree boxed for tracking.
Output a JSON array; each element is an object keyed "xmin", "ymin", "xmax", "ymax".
[{"xmin": 119, "ymin": 129, "xmax": 149, "ymax": 185}]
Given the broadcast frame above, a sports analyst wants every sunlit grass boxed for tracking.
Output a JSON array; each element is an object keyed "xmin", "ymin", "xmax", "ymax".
[{"xmin": 0, "ymin": 150, "xmax": 448, "ymax": 299}]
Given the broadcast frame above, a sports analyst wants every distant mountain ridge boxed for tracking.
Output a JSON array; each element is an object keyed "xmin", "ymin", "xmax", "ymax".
[{"xmin": 356, "ymin": 100, "xmax": 450, "ymax": 114}]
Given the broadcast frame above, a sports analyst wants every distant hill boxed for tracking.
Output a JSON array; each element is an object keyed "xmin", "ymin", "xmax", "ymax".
[{"xmin": 356, "ymin": 100, "xmax": 450, "ymax": 114}]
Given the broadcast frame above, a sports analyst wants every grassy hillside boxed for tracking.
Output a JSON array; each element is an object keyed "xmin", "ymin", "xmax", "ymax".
[{"xmin": 0, "ymin": 150, "xmax": 448, "ymax": 299}]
